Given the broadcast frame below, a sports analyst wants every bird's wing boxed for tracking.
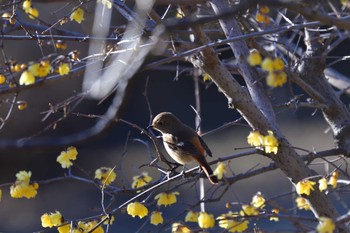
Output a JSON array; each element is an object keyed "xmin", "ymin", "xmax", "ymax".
[
  {"xmin": 163, "ymin": 134, "xmax": 204, "ymax": 158},
  {"xmin": 198, "ymin": 135, "xmax": 213, "ymax": 157}
]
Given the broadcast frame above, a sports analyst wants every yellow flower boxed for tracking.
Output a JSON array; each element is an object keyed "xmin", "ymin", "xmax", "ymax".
[
  {"xmin": 328, "ymin": 171, "xmax": 339, "ymax": 189},
  {"xmin": 10, "ymin": 182, "xmax": 39, "ymax": 199},
  {"xmin": 175, "ymin": 8, "xmax": 184, "ymax": 19},
  {"xmin": 150, "ymin": 211, "xmax": 163, "ymax": 225},
  {"xmin": 131, "ymin": 172, "xmax": 152, "ymax": 189},
  {"xmin": 296, "ymin": 179, "xmax": 316, "ymax": 196},
  {"xmin": 317, "ymin": 217, "xmax": 335, "ymax": 233},
  {"xmin": 155, "ymin": 191, "xmax": 179, "ymax": 206},
  {"xmin": 56, "ymin": 146, "xmax": 78, "ymax": 168},
  {"xmin": 16, "ymin": 170, "xmax": 32, "ymax": 183},
  {"xmin": 247, "ymin": 131, "xmax": 264, "ymax": 147},
  {"xmin": 19, "ymin": 70, "xmax": 35, "ymax": 86},
  {"xmin": 41, "ymin": 211, "xmax": 63, "ymax": 228},
  {"xmin": 172, "ymin": 222, "xmax": 191, "ymax": 233},
  {"xmin": 58, "ymin": 63, "xmax": 70, "ymax": 76},
  {"xmin": 262, "ymin": 57, "xmax": 274, "ymax": 72},
  {"xmin": 240, "ymin": 205, "xmax": 259, "ymax": 216},
  {"xmin": 198, "ymin": 212, "xmax": 215, "ymax": 229},
  {"xmin": 318, "ymin": 177, "xmax": 328, "ymax": 192},
  {"xmin": 28, "ymin": 61, "xmax": 52, "ymax": 77},
  {"xmin": 70, "ymin": 8, "xmax": 84, "ymax": 24},
  {"xmin": 295, "ymin": 197, "xmax": 311, "ymax": 210},
  {"xmin": 263, "ymin": 130, "xmax": 279, "ymax": 154},
  {"xmin": 273, "ymin": 57, "xmax": 285, "ymax": 71},
  {"xmin": 59, "ymin": 17, "xmax": 68, "ymax": 25},
  {"xmin": 259, "ymin": 5, "xmax": 270, "ymax": 14},
  {"xmin": 251, "ymin": 192, "xmax": 265, "ymax": 209},
  {"xmin": 266, "ymin": 71, "xmax": 287, "ymax": 88},
  {"xmin": 185, "ymin": 210, "xmax": 199, "ymax": 222},
  {"xmin": 57, "ymin": 224, "xmax": 70, "ymax": 233},
  {"xmin": 247, "ymin": 50, "xmax": 262, "ymax": 66},
  {"xmin": 17, "ymin": 101, "xmax": 28, "ymax": 110},
  {"xmin": 23, "ymin": 0, "xmax": 31, "ymax": 11},
  {"xmin": 27, "ymin": 7, "xmax": 39, "ymax": 19},
  {"xmin": 202, "ymin": 73, "xmax": 211, "ymax": 82},
  {"xmin": 55, "ymin": 40, "xmax": 68, "ymax": 50},
  {"xmin": 217, "ymin": 211, "xmax": 249, "ymax": 233},
  {"xmin": 97, "ymin": 0, "xmax": 112, "ymax": 8},
  {"xmin": 270, "ymin": 208, "xmax": 279, "ymax": 221},
  {"xmin": 213, "ymin": 162, "xmax": 227, "ymax": 180},
  {"xmin": 127, "ymin": 202, "xmax": 148, "ymax": 219},
  {"xmin": 1, "ymin": 12, "xmax": 15, "ymax": 24},
  {"xmin": 0, "ymin": 74, "xmax": 6, "ymax": 84},
  {"xmin": 95, "ymin": 167, "xmax": 117, "ymax": 186},
  {"xmin": 10, "ymin": 171, "xmax": 39, "ymax": 199},
  {"xmin": 0, "ymin": 189, "xmax": 2, "ymax": 202},
  {"xmin": 255, "ymin": 12, "xmax": 269, "ymax": 24},
  {"xmin": 80, "ymin": 221, "xmax": 104, "ymax": 233},
  {"xmin": 102, "ymin": 215, "xmax": 115, "ymax": 225}
]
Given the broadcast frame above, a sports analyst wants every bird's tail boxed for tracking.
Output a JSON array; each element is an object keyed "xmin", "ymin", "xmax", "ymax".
[{"xmin": 195, "ymin": 157, "xmax": 219, "ymax": 184}]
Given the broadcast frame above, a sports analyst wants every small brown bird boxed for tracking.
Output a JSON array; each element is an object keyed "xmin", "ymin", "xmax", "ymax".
[{"xmin": 150, "ymin": 112, "xmax": 218, "ymax": 184}]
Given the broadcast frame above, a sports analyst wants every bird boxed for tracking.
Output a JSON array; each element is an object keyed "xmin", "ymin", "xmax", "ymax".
[{"xmin": 150, "ymin": 112, "xmax": 218, "ymax": 184}]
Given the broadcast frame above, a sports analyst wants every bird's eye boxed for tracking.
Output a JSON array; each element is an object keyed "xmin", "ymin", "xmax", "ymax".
[{"xmin": 158, "ymin": 121, "xmax": 163, "ymax": 126}]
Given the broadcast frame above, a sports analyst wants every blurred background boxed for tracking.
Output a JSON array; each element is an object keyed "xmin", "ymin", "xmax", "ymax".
[{"xmin": 0, "ymin": 1, "xmax": 349, "ymax": 232}]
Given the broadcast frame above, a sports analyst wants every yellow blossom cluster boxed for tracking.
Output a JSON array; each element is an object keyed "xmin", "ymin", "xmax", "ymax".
[
  {"xmin": 41, "ymin": 210, "xmax": 107, "ymax": 233},
  {"xmin": 296, "ymin": 179, "xmax": 316, "ymax": 196},
  {"xmin": 17, "ymin": 100, "xmax": 28, "ymax": 110},
  {"xmin": 76, "ymin": 220, "xmax": 104, "ymax": 233},
  {"xmin": 185, "ymin": 210, "xmax": 199, "ymax": 222},
  {"xmin": 56, "ymin": 146, "xmax": 78, "ymax": 168},
  {"xmin": 317, "ymin": 217, "xmax": 336, "ymax": 233},
  {"xmin": 240, "ymin": 205, "xmax": 259, "ymax": 216},
  {"xmin": 1, "ymin": 12, "xmax": 15, "ymax": 24},
  {"xmin": 19, "ymin": 71, "xmax": 35, "ymax": 86},
  {"xmin": 215, "ymin": 193, "xmax": 267, "ymax": 232},
  {"xmin": 270, "ymin": 208, "xmax": 280, "ymax": 222},
  {"xmin": 172, "ymin": 222, "xmax": 191, "ymax": 233},
  {"xmin": 217, "ymin": 211, "xmax": 249, "ymax": 233},
  {"xmin": 41, "ymin": 211, "xmax": 64, "ymax": 228},
  {"xmin": 70, "ymin": 8, "xmax": 84, "ymax": 24},
  {"xmin": 213, "ymin": 162, "xmax": 227, "ymax": 180},
  {"xmin": 127, "ymin": 201, "xmax": 148, "ymax": 219},
  {"xmin": 126, "ymin": 191, "xmax": 181, "ymax": 226},
  {"xmin": 22, "ymin": 0, "xmax": 39, "ymax": 19},
  {"xmin": 150, "ymin": 211, "xmax": 163, "ymax": 225},
  {"xmin": 59, "ymin": 220, "xmax": 104, "ymax": 233},
  {"xmin": 251, "ymin": 192, "xmax": 266, "ymax": 209},
  {"xmin": 55, "ymin": 40, "xmax": 68, "ymax": 50},
  {"xmin": 202, "ymin": 72, "xmax": 211, "ymax": 82},
  {"xmin": 10, "ymin": 170, "xmax": 39, "ymax": 199},
  {"xmin": 317, "ymin": 171, "xmax": 340, "ymax": 191},
  {"xmin": 19, "ymin": 60, "xmax": 52, "ymax": 86},
  {"xmin": 57, "ymin": 63, "xmax": 70, "ymax": 76},
  {"xmin": 247, "ymin": 50, "xmax": 287, "ymax": 88},
  {"xmin": 10, "ymin": 62, "xmax": 26, "ymax": 73},
  {"xmin": 131, "ymin": 172, "xmax": 152, "ymax": 189},
  {"xmin": 328, "ymin": 171, "xmax": 339, "ymax": 189},
  {"xmin": 95, "ymin": 167, "xmax": 117, "ymax": 186},
  {"xmin": 255, "ymin": 5, "xmax": 270, "ymax": 24},
  {"xmin": 198, "ymin": 211, "xmax": 215, "ymax": 229},
  {"xmin": 247, "ymin": 130, "xmax": 279, "ymax": 154},
  {"xmin": 296, "ymin": 197, "xmax": 311, "ymax": 210},
  {"xmin": 0, "ymin": 74, "xmax": 6, "ymax": 84},
  {"xmin": 155, "ymin": 191, "xmax": 179, "ymax": 206}
]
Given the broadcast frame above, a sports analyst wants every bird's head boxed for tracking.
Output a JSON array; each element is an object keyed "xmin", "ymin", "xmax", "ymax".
[{"xmin": 150, "ymin": 112, "xmax": 182, "ymax": 134}]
